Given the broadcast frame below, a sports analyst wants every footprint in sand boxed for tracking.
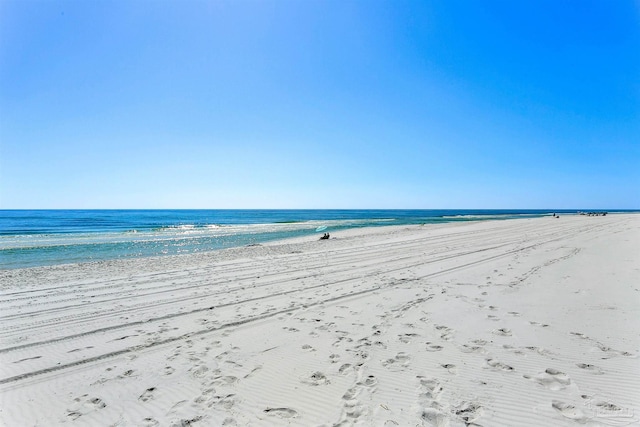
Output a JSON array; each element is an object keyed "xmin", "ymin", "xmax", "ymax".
[
  {"xmin": 343, "ymin": 387, "xmax": 358, "ymax": 401},
  {"xmin": 264, "ymin": 408, "xmax": 298, "ymax": 419},
  {"xmin": 570, "ymin": 331, "xmax": 589, "ymax": 339},
  {"xmin": 302, "ymin": 371, "xmax": 330, "ymax": 386},
  {"xmin": 356, "ymin": 337, "xmax": 373, "ymax": 348},
  {"xmin": 551, "ymin": 400, "xmax": 589, "ymax": 423},
  {"xmin": 140, "ymin": 417, "xmax": 159, "ymax": 426},
  {"xmin": 194, "ymin": 388, "xmax": 216, "ymax": 405},
  {"xmin": 338, "ymin": 363, "xmax": 353, "ymax": 374},
  {"xmin": 524, "ymin": 368, "xmax": 571, "ymax": 391},
  {"xmin": 212, "ymin": 375, "xmax": 239, "ymax": 387},
  {"xmin": 595, "ymin": 343, "xmax": 636, "ymax": 358},
  {"xmin": 399, "ymin": 333, "xmax": 419, "ymax": 343},
  {"xmin": 460, "ymin": 343, "xmax": 487, "ymax": 354},
  {"xmin": 210, "ymin": 394, "xmax": 237, "ymax": 410},
  {"xmin": 493, "ymin": 327, "xmax": 512, "ymax": 336},
  {"xmin": 425, "ymin": 342, "xmax": 444, "ymax": 352},
  {"xmin": 171, "ymin": 416, "xmax": 203, "ymax": 426},
  {"xmin": 190, "ymin": 365, "xmax": 209, "ymax": 378},
  {"xmin": 576, "ymin": 363, "xmax": 604, "ymax": 375},
  {"xmin": 333, "ymin": 336, "xmax": 354, "ymax": 347},
  {"xmin": 441, "ymin": 363, "xmax": 457, "ymax": 374},
  {"xmin": 418, "ymin": 381, "xmax": 448, "ymax": 426},
  {"xmin": 529, "ymin": 321, "xmax": 550, "ymax": 327},
  {"xmin": 592, "ymin": 400, "xmax": 625, "ymax": 412},
  {"xmin": 342, "ymin": 393, "xmax": 365, "ymax": 420},
  {"xmin": 354, "ymin": 350, "xmax": 369, "ymax": 360},
  {"xmin": 138, "ymin": 387, "xmax": 156, "ymax": 402},
  {"xmin": 420, "ymin": 407, "xmax": 447, "ymax": 425},
  {"xmin": 373, "ymin": 339, "xmax": 387, "ymax": 349},
  {"xmin": 418, "ymin": 377, "xmax": 443, "ymax": 401},
  {"xmin": 87, "ymin": 397, "xmax": 106, "ymax": 409},
  {"xmin": 524, "ymin": 346, "xmax": 550, "ymax": 356},
  {"xmin": 382, "ymin": 352, "xmax": 411, "ymax": 370},
  {"xmin": 454, "ymin": 401, "xmax": 483, "ymax": 424},
  {"xmin": 502, "ymin": 344, "xmax": 526, "ymax": 356},
  {"xmin": 485, "ymin": 358, "xmax": 514, "ymax": 372},
  {"xmin": 358, "ymin": 375, "xmax": 378, "ymax": 387},
  {"xmin": 435, "ymin": 325, "xmax": 455, "ymax": 340},
  {"xmin": 117, "ymin": 369, "xmax": 135, "ymax": 379},
  {"xmin": 339, "ymin": 371, "xmax": 379, "ymax": 423},
  {"xmin": 66, "ymin": 396, "xmax": 107, "ymax": 420}
]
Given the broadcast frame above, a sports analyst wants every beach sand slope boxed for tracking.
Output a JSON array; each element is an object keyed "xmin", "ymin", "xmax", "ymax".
[{"xmin": 1, "ymin": 215, "xmax": 639, "ymax": 426}]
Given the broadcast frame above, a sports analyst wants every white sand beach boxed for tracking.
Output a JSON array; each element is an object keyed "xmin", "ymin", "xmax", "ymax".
[{"xmin": 1, "ymin": 214, "xmax": 639, "ymax": 426}]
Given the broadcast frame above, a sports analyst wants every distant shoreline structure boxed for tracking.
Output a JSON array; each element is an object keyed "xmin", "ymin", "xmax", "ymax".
[{"xmin": 577, "ymin": 211, "xmax": 608, "ymax": 216}]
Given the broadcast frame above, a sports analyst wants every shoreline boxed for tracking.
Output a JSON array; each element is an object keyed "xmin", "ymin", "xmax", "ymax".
[
  {"xmin": 0, "ymin": 216, "xmax": 522, "ymax": 272},
  {"xmin": 1, "ymin": 214, "xmax": 639, "ymax": 426},
  {"xmin": 1, "ymin": 210, "xmax": 602, "ymax": 270},
  {"xmin": 1, "ymin": 212, "xmax": 614, "ymax": 272}
]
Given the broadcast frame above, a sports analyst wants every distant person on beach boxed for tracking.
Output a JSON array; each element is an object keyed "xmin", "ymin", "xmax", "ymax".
[{"xmin": 320, "ymin": 233, "xmax": 330, "ymax": 240}]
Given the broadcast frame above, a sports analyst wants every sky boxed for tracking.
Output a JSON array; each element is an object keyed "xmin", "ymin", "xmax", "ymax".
[{"xmin": 1, "ymin": 0, "xmax": 639, "ymax": 209}]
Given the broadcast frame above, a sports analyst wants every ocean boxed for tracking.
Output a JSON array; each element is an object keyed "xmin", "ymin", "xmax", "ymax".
[{"xmin": 0, "ymin": 209, "xmax": 604, "ymax": 269}]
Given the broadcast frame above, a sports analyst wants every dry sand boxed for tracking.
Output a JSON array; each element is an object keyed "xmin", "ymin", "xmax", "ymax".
[{"xmin": 1, "ymin": 214, "xmax": 639, "ymax": 426}]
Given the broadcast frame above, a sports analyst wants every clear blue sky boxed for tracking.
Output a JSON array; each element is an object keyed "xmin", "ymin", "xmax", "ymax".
[{"xmin": 1, "ymin": 0, "xmax": 639, "ymax": 209}]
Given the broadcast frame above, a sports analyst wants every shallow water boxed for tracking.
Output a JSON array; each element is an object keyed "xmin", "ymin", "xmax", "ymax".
[{"xmin": 0, "ymin": 209, "xmax": 591, "ymax": 268}]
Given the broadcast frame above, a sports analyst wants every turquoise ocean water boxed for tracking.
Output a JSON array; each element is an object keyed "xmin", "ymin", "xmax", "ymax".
[{"xmin": 0, "ymin": 209, "xmax": 622, "ymax": 269}]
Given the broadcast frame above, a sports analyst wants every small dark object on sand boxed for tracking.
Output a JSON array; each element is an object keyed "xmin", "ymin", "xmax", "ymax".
[{"xmin": 319, "ymin": 233, "xmax": 330, "ymax": 240}]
